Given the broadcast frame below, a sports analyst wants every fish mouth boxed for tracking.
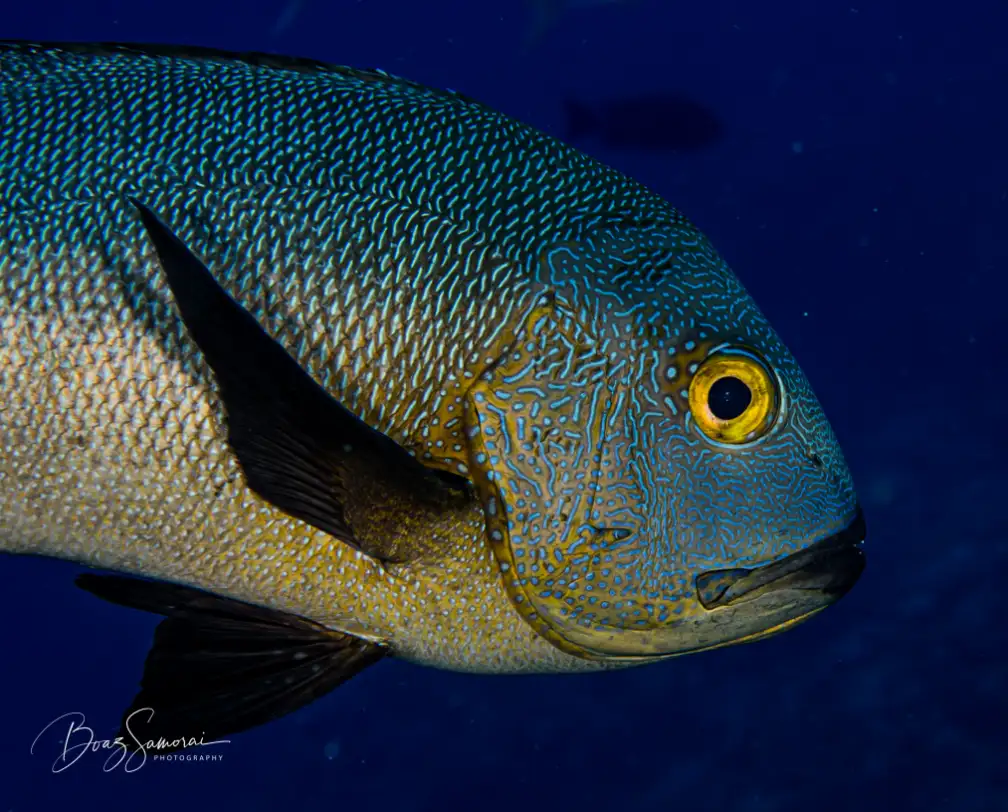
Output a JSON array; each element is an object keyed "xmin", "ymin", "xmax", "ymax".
[
  {"xmin": 495, "ymin": 506, "xmax": 866, "ymax": 662},
  {"xmin": 695, "ymin": 507, "xmax": 866, "ymax": 612}
]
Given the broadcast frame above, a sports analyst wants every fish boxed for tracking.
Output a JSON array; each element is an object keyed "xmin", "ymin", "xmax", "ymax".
[
  {"xmin": 563, "ymin": 93, "xmax": 725, "ymax": 152},
  {"xmin": 0, "ymin": 42, "xmax": 865, "ymax": 751}
]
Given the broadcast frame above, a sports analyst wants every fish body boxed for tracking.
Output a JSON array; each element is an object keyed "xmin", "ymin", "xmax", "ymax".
[
  {"xmin": 0, "ymin": 43, "xmax": 864, "ymax": 746},
  {"xmin": 0, "ymin": 42, "xmax": 580, "ymax": 674}
]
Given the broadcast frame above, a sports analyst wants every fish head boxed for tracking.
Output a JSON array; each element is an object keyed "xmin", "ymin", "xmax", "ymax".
[{"xmin": 463, "ymin": 220, "xmax": 864, "ymax": 662}]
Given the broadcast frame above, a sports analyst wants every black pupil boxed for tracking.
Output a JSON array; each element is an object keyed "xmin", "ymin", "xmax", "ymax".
[{"xmin": 708, "ymin": 376, "xmax": 752, "ymax": 421}]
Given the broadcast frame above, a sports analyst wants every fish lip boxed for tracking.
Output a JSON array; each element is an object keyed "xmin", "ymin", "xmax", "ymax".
[{"xmin": 695, "ymin": 507, "xmax": 866, "ymax": 610}]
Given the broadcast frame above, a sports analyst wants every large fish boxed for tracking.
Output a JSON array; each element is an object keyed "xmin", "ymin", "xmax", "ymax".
[{"xmin": 0, "ymin": 42, "xmax": 865, "ymax": 750}]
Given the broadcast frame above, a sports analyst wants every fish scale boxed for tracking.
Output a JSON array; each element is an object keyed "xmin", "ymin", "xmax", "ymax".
[{"xmin": 1, "ymin": 40, "xmax": 861, "ymax": 697}]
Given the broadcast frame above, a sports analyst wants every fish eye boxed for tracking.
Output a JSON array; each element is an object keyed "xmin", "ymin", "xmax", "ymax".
[{"xmin": 688, "ymin": 347, "xmax": 779, "ymax": 444}]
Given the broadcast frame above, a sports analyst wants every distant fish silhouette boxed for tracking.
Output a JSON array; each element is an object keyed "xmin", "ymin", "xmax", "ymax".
[
  {"xmin": 563, "ymin": 93, "xmax": 724, "ymax": 152},
  {"xmin": 524, "ymin": 0, "xmax": 634, "ymax": 47}
]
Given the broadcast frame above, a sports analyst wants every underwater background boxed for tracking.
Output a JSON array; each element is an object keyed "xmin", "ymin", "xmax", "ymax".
[{"xmin": 1, "ymin": 1, "xmax": 1005, "ymax": 810}]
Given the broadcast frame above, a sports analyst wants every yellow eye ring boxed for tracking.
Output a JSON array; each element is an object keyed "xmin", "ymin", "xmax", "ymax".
[{"xmin": 687, "ymin": 348, "xmax": 779, "ymax": 444}]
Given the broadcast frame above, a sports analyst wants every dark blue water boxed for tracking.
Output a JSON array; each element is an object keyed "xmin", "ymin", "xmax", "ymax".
[{"xmin": 2, "ymin": 2, "xmax": 1005, "ymax": 810}]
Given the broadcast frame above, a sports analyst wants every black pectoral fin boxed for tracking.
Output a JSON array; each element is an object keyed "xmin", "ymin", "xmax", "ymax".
[
  {"xmin": 129, "ymin": 199, "xmax": 463, "ymax": 563},
  {"xmin": 76, "ymin": 573, "xmax": 384, "ymax": 752}
]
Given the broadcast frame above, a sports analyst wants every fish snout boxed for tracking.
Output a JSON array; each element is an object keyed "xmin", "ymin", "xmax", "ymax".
[{"xmin": 695, "ymin": 507, "xmax": 866, "ymax": 611}]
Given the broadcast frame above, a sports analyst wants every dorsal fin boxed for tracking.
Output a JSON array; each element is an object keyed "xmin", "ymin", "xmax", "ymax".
[{"xmin": 0, "ymin": 40, "xmax": 485, "ymax": 108}]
